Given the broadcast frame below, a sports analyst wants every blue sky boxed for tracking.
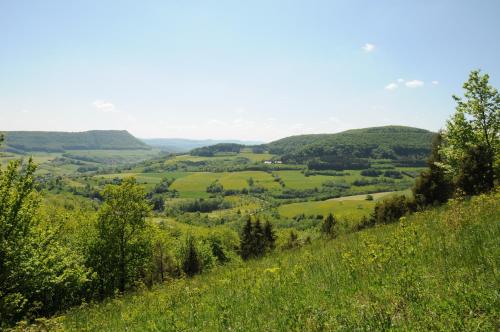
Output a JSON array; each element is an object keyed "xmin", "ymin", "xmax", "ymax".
[{"xmin": 1, "ymin": 0, "xmax": 499, "ymax": 141}]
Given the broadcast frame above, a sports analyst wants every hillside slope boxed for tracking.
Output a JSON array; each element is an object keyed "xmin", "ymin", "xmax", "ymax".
[
  {"xmin": 43, "ymin": 191, "xmax": 499, "ymax": 331},
  {"xmin": 266, "ymin": 126, "xmax": 435, "ymax": 163},
  {"xmin": 2, "ymin": 130, "xmax": 150, "ymax": 152}
]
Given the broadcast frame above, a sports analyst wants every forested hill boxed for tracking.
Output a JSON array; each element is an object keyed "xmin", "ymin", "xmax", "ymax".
[
  {"xmin": 143, "ymin": 138, "xmax": 263, "ymax": 153},
  {"xmin": 1, "ymin": 130, "xmax": 150, "ymax": 152},
  {"xmin": 265, "ymin": 126, "xmax": 435, "ymax": 164}
]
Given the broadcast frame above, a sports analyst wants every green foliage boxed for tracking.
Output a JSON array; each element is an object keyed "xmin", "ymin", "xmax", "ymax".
[
  {"xmin": 180, "ymin": 235, "xmax": 202, "ymax": 277},
  {"xmin": 454, "ymin": 144, "xmax": 495, "ymax": 196},
  {"xmin": 442, "ymin": 70, "xmax": 499, "ymax": 193},
  {"xmin": 0, "ymin": 158, "xmax": 90, "ymax": 326},
  {"xmin": 321, "ymin": 213, "xmax": 339, "ymax": 238},
  {"xmin": 263, "ymin": 220, "xmax": 277, "ymax": 251},
  {"xmin": 413, "ymin": 133, "xmax": 453, "ymax": 205},
  {"xmin": 2, "ymin": 130, "xmax": 149, "ymax": 152},
  {"xmin": 370, "ymin": 195, "xmax": 415, "ymax": 225},
  {"xmin": 89, "ymin": 178, "xmax": 152, "ymax": 296},
  {"xmin": 190, "ymin": 143, "xmax": 244, "ymax": 156},
  {"xmin": 239, "ymin": 218, "xmax": 254, "ymax": 260},
  {"xmin": 361, "ymin": 168, "xmax": 382, "ymax": 177},
  {"xmin": 38, "ymin": 191, "xmax": 500, "ymax": 331},
  {"xmin": 239, "ymin": 218, "xmax": 276, "ymax": 260},
  {"xmin": 265, "ymin": 126, "xmax": 434, "ymax": 164},
  {"xmin": 282, "ymin": 229, "xmax": 301, "ymax": 249},
  {"xmin": 206, "ymin": 180, "xmax": 224, "ymax": 194}
]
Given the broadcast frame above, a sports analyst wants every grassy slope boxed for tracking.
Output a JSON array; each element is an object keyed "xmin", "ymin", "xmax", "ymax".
[{"xmin": 43, "ymin": 191, "xmax": 499, "ymax": 331}]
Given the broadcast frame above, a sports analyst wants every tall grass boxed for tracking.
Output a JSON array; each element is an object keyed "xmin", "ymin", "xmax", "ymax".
[{"xmin": 24, "ymin": 191, "xmax": 499, "ymax": 331}]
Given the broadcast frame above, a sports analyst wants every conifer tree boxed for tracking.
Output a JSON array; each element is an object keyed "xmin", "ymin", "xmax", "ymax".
[
  {"xmin": 321, "ymin": 213, "xmax": 338, "ymax": 238},
  {"xmin": 181, "ymin": 235, "xmax": 201, "ymax": 277},
  {"xmin": 239, "ymin": 217, "xmax": 254, "ymax": 260},
  {"xmin": 253, "ymin": 218, "xmax": 266, "ymax": 257},
  {"xmin": 263, "ymin": 220, "xmax": 276, "ymax": 251}
]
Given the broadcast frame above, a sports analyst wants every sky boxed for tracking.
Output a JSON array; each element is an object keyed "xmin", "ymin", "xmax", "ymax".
[{"xmin": 1, "ymin": 0, "xmax": 499, "ymax": 142}]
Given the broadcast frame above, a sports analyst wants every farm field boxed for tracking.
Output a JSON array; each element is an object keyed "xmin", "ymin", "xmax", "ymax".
[
  {"xmin": 169, "ymin": 171, "xmax": 280, "ymax": 198},
  {"xmin": 278, "ymin": 197, "xmax": 376, "ymax": 220}
]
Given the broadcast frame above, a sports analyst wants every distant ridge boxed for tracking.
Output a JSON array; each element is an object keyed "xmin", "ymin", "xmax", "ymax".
[
  {"xmin": 141, "ymin": 138, "xmax": 263, "ymax": 153},
  {"xmin": 265, "ymin": 125, "xmax": 435, "ymax": 163},
  {"xmin": 1, "ymin": 130, "xmax": 150, "ymax": 152}
]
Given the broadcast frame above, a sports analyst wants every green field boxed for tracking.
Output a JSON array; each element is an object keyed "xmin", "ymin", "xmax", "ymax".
[
  {"xmin": 278, "ymin": 197, "xmax": 374, "ymax": 220},
  {"xmin": 277, "ymin": 191, "xmax": 401, "ymax": 220},
  {"xmin": 169, "ymin": 171, "xmax": 280, "ymax": 198}
]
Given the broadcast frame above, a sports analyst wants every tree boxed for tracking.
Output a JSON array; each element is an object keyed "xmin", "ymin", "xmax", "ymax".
[
  {"xmin": 181, "ymin": 235, "xmax": 201, "ymax": 277},
  {"xmin": 90, "ymin": 178, "xmax": 151, "ymax": 295},
  {"xmin": 263, "ymin": 220, "xmax": 276, "ymax": 251},
  {"xmin": 321, "ymin": 213, "xmax": 339, "ymax": 238},
  {"xmin": 208, "ymin": 235, "xmax": 229, "ymax": 264},
  {"xmin": 206, "ymin": 180, "xmax": 224, "ymax": 194},
  {"xmin": 239, "ymin": 217, "xmax": 254, "ymax": 260},
  {"xmin": 0, "ymin": 156, "xmax": 89, "ymax": 325},
  {"xmin": 252, "ymin": 219, "xmax": 265, "ymax": 257},
  {"xmin": 455, "ymin": 144, "xmax": 495, "ymax": 196},
  {"xmin": 370, "ymin": 195, "xmax": 415, "ymax": 225},
  {"xmin": 413, "ymin": 133, "xmax": 453, "ymax": 205},
  {"xmin": 441, "ymin": 70, "xmax": 499, "ymax": 193}
]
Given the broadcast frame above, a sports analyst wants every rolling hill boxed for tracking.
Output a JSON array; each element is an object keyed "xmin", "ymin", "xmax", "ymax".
[
  {"xmin": 1, "ymin": 130, "xmax": 150, "ymax": 152},
  {"xmin": 142, "ymin": 138, "xmax": 263, "ymax": 153},
  {"xmin": 265, "ymin": 126, "xmax": 435, "ymax": 164}
]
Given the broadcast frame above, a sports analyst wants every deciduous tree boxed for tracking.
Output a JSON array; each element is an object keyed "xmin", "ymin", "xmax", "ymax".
[{"xmin": 441, "ymin": 70, "xmax": 499, "ymax": 193}]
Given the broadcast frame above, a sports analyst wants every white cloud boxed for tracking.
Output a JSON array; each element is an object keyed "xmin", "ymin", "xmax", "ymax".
[
  {"xmin": 362, "ymin": 43, "xmax": 375, "ymax": 52},
  {"xmin": 431, "ymin": 80, "xmax": 439, "ymax": 85},
  {"xmin": 397, "ymin": 78, "xmax": 405, "ymax": 83},
  {"xmin": 92, "ymin": 100, "xmax": 117, "ymax": 113},
  {"xmin": 20, "ymin": 109, "xmax": 29, "ymax": 114},
  {"xmin": 384, "ymin": 83, "xmax": 398, "ymax": 91},
  {"xmin": 405, "ymin": 80, "xmax": 424, "ymax": 88}
]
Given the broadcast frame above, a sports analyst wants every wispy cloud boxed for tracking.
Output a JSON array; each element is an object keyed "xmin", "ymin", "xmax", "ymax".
[
  {"xmin": 405, "ymin": 80, "xmax": 424, "ymax": 88},
  {"xmin": 384, "ymin": 83, "xmax": 398, "ymax": 91},
  {"xmin": 362, "ymin": 43, "xmax": 375, "ymax": 52},
  {"xmin": 397, "ymin": 78, "xmax": 405, "ymax": 83},
  {"xmin": 92, "ymin": 100, "xmax": 117, "ymax": 113},
  {"xmin": 431, "ymin": 80, "xmax": 439, "ymax": 85}
]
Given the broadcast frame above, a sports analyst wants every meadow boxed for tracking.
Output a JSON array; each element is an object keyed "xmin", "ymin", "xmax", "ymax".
[{"xmin": 35, "ymin": 191, "xmax": 500, "ymax": 331}]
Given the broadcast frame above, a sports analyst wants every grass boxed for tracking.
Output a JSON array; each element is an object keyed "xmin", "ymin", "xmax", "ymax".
[
  {"xmin": 277, "ymin": 197, "xmax": 376, "ymax": 220},
  {"xmin": 169, "ymin": 171, "xmax": 279, "ymax": 198},
  {"xmin": 38, "ymin": 190, "xmax": 500, "ymax": 331},
  {"xmin": 165, "ymin": 152, "xmax": 276, "ymax": 164},
  {"xmin": 275, "ymin": 170, "xmax": 331, "ymax": 189}
]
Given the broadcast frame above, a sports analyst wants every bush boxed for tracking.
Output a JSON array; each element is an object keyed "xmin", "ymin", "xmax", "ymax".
[
  {"xmin": 370, "ymin": 195, "xmax": 416, "ymax": 225},
  {"xmin": 361, "ymin": 169, "xmax": 382, "ymax": 177}
]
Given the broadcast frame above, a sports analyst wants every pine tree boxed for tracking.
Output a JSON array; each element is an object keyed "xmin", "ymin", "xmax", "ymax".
[
  {"xmin": 182, "ymin": 235, "xmax": 201, "ymax": 277},
  {"xmin": 321, "ymin": 213, "xmax": 338, "ymax": 238},
  {"xmin": 239, "ymin": 217, "xmax": 254, "ymax": 260},
  {"xmin": 263, "ymin": 220, "xmax": 276, "ymax": 251},
  {"xmin": 253, "ymin": 219, "xmax": 265, "ymax": 257}
]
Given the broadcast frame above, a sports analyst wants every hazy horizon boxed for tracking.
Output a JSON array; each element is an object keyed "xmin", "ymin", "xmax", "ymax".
[{"xmin": 1, "ymin": 1, "xmax": 499, "ymax": 141}]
